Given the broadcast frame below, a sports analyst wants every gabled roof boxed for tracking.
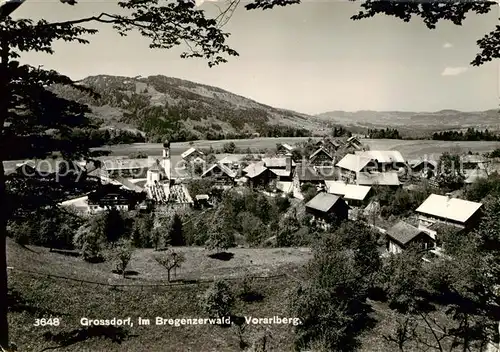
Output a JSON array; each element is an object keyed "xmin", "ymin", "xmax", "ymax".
[
  {"xmin": 324, "ymin": 181, "xmax": 372, "ymax": 201},
  {"xmin": 416, "ymin": 194, "xmax": 482, "ymax": 223},
  {"xmin": 262, "ymin": 157, "xmax": 295, "ymax": 168},
  {"xmin": 347, "ymin": 136, "xmax": 361, "ymax": 143},
  {"xmin": 195, "ymin": 194, "xmax": 210, "ymax": 200},
  {"xmin": 336, "ymin": 154, "xmax": 373, "ymax": 172},
  {"xmin": 409, "ymin": 159, "xmax": 438, "ymax": 169},
  {"xmin": 357, "ymin": 150, "xmax": 405, "ymax": 164},
  {"xmin": 270, "ymin": 169, "xmax": 291, "ymax": 177},
  {"xmin": 244, "ymin": 162, "xmax": 268, "ymax": 178},
  {"xmin": 357, "ymin": 172, "xmax": 400, "ymax": 186},
  {"xmin": 218, "ymin": 155, "xmax": 245, "ymax": 164},
  {"xmin": 181, "ymin": 147, "xmax": 204, "ymax": 159},
  {"xmin": 305, "ymin": 192, "xmax": 345, "ymax": 213},
  {"xmin": 278, "ymin": 143, "xmax": 294, "ymax": 151},
  {"xmin": 113, "ymin": 176, "xmax": 145, "ymax": 193},
  {"xmin": 201, "ymin": 163, "xmax": 236, "ymax": 178},
  {"xmin": 386, "ymin": 221, "xmax": 430, "ymax": 246},
  {"xmin": 309, "ymin": 147, "xmax": 334, "ymax": 161}
]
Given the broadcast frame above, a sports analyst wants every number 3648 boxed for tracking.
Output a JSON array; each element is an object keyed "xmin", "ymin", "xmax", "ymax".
[{"xmin": 34, "ymin": 318, "xmax": 60, "ymax": 326}]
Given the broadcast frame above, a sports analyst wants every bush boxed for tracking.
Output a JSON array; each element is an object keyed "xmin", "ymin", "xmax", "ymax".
[
  {"xmin": 107, "ymin": 239, "xmax": 134, "ymax": 277},
  {"xmin": 201, "ymin": 279, "xmax": 234, "ymax": 319}
]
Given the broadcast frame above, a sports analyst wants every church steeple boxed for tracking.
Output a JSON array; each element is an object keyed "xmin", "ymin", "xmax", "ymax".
[{"xmin": 162, "ymin": 139, "xmax": 171, "ymax": 180}]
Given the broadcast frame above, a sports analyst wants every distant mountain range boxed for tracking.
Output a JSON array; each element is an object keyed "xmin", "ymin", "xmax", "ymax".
[
  {"xmin": 48, "ymin": 74, "xmax": 498, "ymax": 141},
  {"xmin": 315, "ymin": 109, "xmax": 500, "ymax": 137}
]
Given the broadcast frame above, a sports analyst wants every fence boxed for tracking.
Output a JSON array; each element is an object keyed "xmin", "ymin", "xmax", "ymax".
[{"xmin": 8, "ymin": 267, "xmax": 290, "ymax": 290}]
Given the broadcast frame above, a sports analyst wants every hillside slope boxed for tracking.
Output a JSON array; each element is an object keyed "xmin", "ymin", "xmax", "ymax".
[
  {"xmin": 316, "ymin": 109, "xmax": 500, "ymax": 136},
  {"xmin": 49, "ymin": 75, "xmax": 324, "ymax": 142}
]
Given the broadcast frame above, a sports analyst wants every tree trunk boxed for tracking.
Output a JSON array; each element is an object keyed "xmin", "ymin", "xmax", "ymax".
[
  {"xmin": 0, "ymin": 38, "xmax": 10, "ymax": 350},
  {"xmin": 167, "ymin": 269, "xmax": 171, "ymax": 283}
]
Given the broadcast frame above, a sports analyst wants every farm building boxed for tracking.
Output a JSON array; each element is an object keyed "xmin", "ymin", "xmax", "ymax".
[
  {"xmin": 385, "ymin": 221, "xmax": 435, "ymax": 254},
  {"xmin": 315, "ymin": 137, "xmax": 340, "ymax": 151},
  {"xmin": 201, "ymin": 163, "xmax": 236, "ymax": 186},
  {"xmin": 243, "ymin": 162, "xmax": 272, "ymax": 188},
  {"xmin": 193, "ymin": 194, "xmax": 212, "ymax": 209},
  {"xmin": 305, "ymin": 192, "xmax": 349, "ymax": 227},
  {"xmin": 346, "ymin": 136, "xmax": 362, "ymax": 149},
  {"xmin": 276, "ymin": 143, "xmax": 295, "ymax": 155},
  {"xmin": 309, "ymin": 147, "xmax": 335, "ymax": 166},
  {"xmin": 324, "ymin": 181, "xmax": 372, "ymax": 206},
  {"xmin": 181, "ymin": 147, "xmax": 205, "ymax": 162},
  {"xmin": 415, "ymin": 194, "xmax": 483, "ymax": 239}
]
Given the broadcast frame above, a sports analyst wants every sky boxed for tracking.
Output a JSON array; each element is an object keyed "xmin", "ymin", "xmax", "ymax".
[{"xmin": 12, "ymin": 0, "xmax": 500, "ymax": 115}]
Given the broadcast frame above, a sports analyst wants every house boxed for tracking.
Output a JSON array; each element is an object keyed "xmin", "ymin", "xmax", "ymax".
[
  {"xmin": 464, "ymin": 169, "xmax": 489, "ymax": 184},
  {"xmin": 346, "ymin": 136, "xmax": 362, "ymax": 149},
  {"xmin": 181, "ymin": 147, "xmax": 205, "ymax": 162},
  {"xmin": 356, "ymin": 150, "xmax": 406, "ymax": 172},
  {"xmin": 356, "ymin": 172, "xmax": 400, "ymax": 188},
  {"xmin": 276, "ymin": 181, "xmax": 293, "ymax": 194},
  {"xmin": 201, "ymin": 163, "xmax": 236, "ymax": 186},
  {"xmin": 309, "ymin": 147, "xmax": 335, "ymax": 166},
  {"xmin": 415, "ymin": 194, "xmax": 483, "ymax": 239},
  {"xmin": 243, "ymin": 162, "xmax": 272, "ymax": 188},
  {"xmin": 293, "ymin": 163, "xmax": 325, "ymax": 186},
  {"xmin": 102, "ymin": 158, "xmax": 151, "ymax": 179},
  {"xmin": 86, "ymin": 184, "xmax": 146, "ymax": 213},
  {"xmin": 335, "ymin": 154, "xmax": 375, "ymax": 182},
  {"xmin": 324, "ymin": 181, "xmax": 372, "ymax": 206},
  {"xmin": 262, "ymin": 155, "xmax": 295, "ymax": 181},
  {"xmin": 276, "ymin": 143, "xmax": 294, "ymax": 155},
  {"xmin": 386, "ymin": 221, "xmax": 435, "ymax": 254},
  {"xmin": 409, "ymin": 159, "xmax": 438, "ymax": 178},
  {"xmin": 218, "ymin": 155, "xmax": 245, "ymax": 171},
  {"xmin": 315, "ymin": 138, "xmax": 340, "ymax": 151},
  {"xmin": 460, "ymin": 154, "xmax": 489, "ymax": 171},
  {"xmin": 305, "ymin": 192, "xmax": 349, "ymax": 226}
]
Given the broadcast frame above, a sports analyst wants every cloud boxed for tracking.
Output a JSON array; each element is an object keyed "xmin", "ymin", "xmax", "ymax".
[
  {"xmin": 441, "ymin": 67, "xmax": 468, "ymax": 76},
  {"xmin": 443, "ymin": 42, "xmax": 453, "ymax": 49}
]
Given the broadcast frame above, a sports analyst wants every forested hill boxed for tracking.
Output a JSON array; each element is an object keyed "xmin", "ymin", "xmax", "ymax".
[{"xmin": 49, "ymin": 75, "xmax": 324, "ymax": 142}]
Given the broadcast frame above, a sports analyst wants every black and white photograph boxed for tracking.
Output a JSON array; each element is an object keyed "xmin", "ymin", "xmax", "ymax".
[{"xmin": 0, "ymin": 0, "xmax": 499, "ymax": 351}]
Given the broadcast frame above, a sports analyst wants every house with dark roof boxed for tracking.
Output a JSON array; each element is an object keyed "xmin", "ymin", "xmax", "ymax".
[
  {"xmin": 385, "ymin": 221, "xmax": 435, "ymax": 254},
  {"xmin": 305, "ymin": 192, "xmax": 349, "ymax": 227},
  {"xmin": 309, "ymin": 147, "xmax": 335, "ymax": 166},
  {"xmin": 87, "ymin": 184, "xmax": 146, "ymax": 213}
]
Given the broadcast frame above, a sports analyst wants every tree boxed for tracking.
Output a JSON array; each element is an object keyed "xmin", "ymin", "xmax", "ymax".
[
  {"xmin": 168, "ymin": 213, "xmax": 185, "ymax": 246},
  {"xmin": 155, "ymin": 250, "xmax": 186, "ymax": 282},
  {"xmin": 222, "ymin": 141, "xmax": 237, "ymax": 153},
  {"xmin": 290, "ymin": 233, "xmax": 375, "ymax": 351},
  {"xmin": 107, "ymin": 239, "xmax": 134, "ymax": 278},
  {"xmin": 151, "ymin": 227, "xmax": 162, "ymax": 251},
  {"xmin": 0, "ymin": 0, "xmax": 243, "ymax": 346},
  {"xmin": 73, "ymin": 223, "xmax": 106, "ymax": 263},
  {"xmin": 201, "ymin": 279, "xmax": 234, "ymax": 319},
  {"xmin": 205, "ymin": 211, "xmax": 235, "ymax": 253}
]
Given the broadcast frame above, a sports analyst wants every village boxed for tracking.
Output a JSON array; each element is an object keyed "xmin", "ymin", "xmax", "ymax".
[{"xmin": 7, "ymin": 134, "xmax": 500, "ymax": 258}]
